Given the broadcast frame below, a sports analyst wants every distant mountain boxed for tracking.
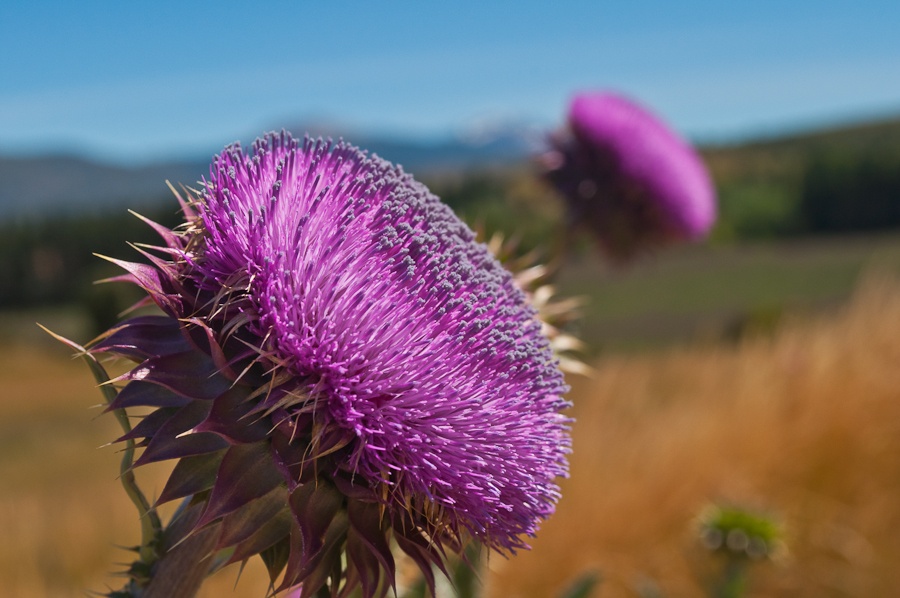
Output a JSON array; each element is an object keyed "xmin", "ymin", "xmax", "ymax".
[
  {"xmin": 0, "ymin": 125, "xmax": 537, "ymax": 221},
  {"xmin": 285, "ymin": 122, "xmax": 540, "ymax": 173},
  {"xmin": 0, "ymin": 154, "xmax": 209, "ymax": 221}
]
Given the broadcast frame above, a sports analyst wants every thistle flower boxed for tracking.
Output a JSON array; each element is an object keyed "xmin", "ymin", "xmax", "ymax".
[
  {"xmin": 697, "ymin": 504, "xmax": 784, "ymax": 561},
  {"xmin": 696, "ymin": 504, "xmax": 784, "ymax": 598},
  {"xmin": 542, "ymin": 91, "xmax": 716, "ymax": 260},
  {"xmin": 87, "ymin": 132, "xmax": 571, "ymax": 596}
]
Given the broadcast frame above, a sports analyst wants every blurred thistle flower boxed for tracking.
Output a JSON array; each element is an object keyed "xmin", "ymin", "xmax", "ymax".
[
  {"xmin": 697, "ymin": 503, "xmax": 784, "ymax": 561},
  {"xmin": 85, "ymin": 132, "xmax": 571, "ymax": 596},
  {"xmin": 541, "ymin": 91, "xmax": 716, "ymax": 260}
]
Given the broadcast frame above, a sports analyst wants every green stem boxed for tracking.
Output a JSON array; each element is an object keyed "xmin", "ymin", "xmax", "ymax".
[
  {"xmin": 452, "ymin": 542, "xmax": 483, "ymax": 598},
  {"xmin": 45, "ymin": 327, "xmax": 228, "ymax": 596},
  {"xmin": 41, "ymin": 324, "xmax": 164, "ymax": 566},
  {"xmin": 82, "ymin": 354, "xmax": 163, "ymax": 564},
  {"xmin": 713, "ymin": 557, "xmax": 747, "ymax": 598}
]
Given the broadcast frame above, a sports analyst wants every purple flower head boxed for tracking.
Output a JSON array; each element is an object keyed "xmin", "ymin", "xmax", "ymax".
[
  {"xmin": 543, "ymin": 91, "xmax": 716, "ymax": 259},
  {"xmin": 89, "ymin": 132, "xmax": 570, "ymax": 596}
]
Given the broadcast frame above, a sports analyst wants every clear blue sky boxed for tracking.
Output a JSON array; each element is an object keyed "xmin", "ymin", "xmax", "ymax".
[{"xmin": 2, "ymin": 1, "xmax": 900, "ymax": 163}]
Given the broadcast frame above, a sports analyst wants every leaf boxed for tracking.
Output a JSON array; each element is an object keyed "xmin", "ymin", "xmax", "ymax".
[
  {"xmin": 129, "ymin": 209, "xmax": 183, "ymax": 250},
  {"xmin": 133, "ymin": 401, "xmax": 228, "ymax": 466},
  {"xmin": 259, "ymin": 536, "xmax": 291, "ymax": 587},
  {"xmin": 288, "ymin": 478, "xmax": 345, "ymax": 559},
  {"xmin": 124, "ymin": 350, "xmax": 233, "ymax": 400},
  {"xmin": 117, "ymin": 408, "xmax": 179, "ymax": 443},
  {"xmin": 224, "ymin": 509, "xmax": 292, "ymax": 564},
  {"xmin": 194, "ymin": 386, "xmax": 270, "ymax": 444},
  {"xmin": 347, "ymin": 500, "xmax": 395, "ymax": 593},
  {"xmin": 107, "ymin": 381, "xmax": 191, "ymax": 412},
  {"xmin": 218, "ymin": 485, "xmax": 288, "ymax": 548},
  {"xmin": 89, "ymin": 315, "xmax": 190, "ymax": 360},
  {"xmin": 277, "ymin": 511, "xmax": 350, "ymax": 596},
  {"xmin": 157, "ymin": 450, "xmax": 227, "ymax": 505},
  {"xmin": 451, "ymin": 543, "xmax": 482, "ymax": 598},
  {"xmin": 346, "ymin": 527, "xmax": 383, "ymax": 598},
  {"xmin": 195, "ymin": 442, "xmax": 284, "ymax": 528},
  {"xmin": 93, "ymin": 255, "xmax": 176, "ymax": 313}
]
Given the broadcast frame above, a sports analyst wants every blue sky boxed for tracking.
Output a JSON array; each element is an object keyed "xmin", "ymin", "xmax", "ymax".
[{"xmin": 2, "ymin": 1, "xmax": 900, "ymax": 163}]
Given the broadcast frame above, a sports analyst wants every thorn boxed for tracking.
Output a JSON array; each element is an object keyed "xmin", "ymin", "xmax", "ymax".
[{"xmin": 36, "ymin": 323, "xmax": 88, "ymax": 355}]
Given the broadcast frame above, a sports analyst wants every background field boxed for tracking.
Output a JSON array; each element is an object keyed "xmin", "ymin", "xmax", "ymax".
[{"xmin": 4, "ymin": 233, "xmax": 900, "ymax": 596}]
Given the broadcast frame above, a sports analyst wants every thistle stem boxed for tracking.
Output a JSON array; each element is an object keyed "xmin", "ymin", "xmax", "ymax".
[
  {"xmin": 82, "ymin": 354, "xmax": 163, "ymax": 564},
  {"xmin": 713, "ymin": 557, "xmax": 747, "ymax": 598}
]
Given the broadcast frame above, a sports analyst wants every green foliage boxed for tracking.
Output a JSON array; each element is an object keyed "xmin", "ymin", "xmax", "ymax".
[
  {"xmin": 705, "ymin": 116, "xmax": 900, "ymax": 240},
  {"xmin": 799, "ymin": 149, "xmax": 900, "ymax": 232},
  {"xmin": 712, "ymin": 182, "xmax": 801, "ymax": 241}
]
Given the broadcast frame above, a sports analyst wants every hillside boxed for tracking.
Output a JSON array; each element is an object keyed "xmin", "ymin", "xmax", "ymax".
[
  {"xmin": 701, "ymin": 116, "xmax": 900, "ymax": 239},
  {"xmin": 0, "ymin": 154, "xmax": 209, "ymax": 220}
]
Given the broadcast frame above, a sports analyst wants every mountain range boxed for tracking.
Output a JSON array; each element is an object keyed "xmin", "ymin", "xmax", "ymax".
[{"xmin": 0, "ymin": 124, "xmax": 537, "ymax": 221}]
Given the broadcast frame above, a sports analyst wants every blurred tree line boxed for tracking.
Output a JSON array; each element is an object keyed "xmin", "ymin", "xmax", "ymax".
[
  {"xmin": 0, "ymin": 203, "xmax": 182, "ymax": 331},
  {"xmin": 799, "ymin": 150, "xmax": 900, "ymax": 232},
  {"xmin": 707, "ymin": 117, "xmax": 900, "ymax": 240}
]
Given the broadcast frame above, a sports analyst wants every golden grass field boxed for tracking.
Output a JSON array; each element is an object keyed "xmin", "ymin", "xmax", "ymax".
[{"xmin": 3, "ymin": 275, "xmax": 900, "ymax": 596}]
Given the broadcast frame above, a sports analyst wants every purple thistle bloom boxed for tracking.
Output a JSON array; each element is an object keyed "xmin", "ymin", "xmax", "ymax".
[
  {"xmin": 89, "ymin": 132, "xmax": 570, "ymax": 596},
  {"xmin": 543, "ymin": 91, "xmax": 716, "ymax": 259}
]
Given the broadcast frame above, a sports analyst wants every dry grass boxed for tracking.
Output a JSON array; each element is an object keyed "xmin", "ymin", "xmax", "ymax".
[
  {"xmin": 4, "ymin": 275, "xmax": 900, "ymax": 596},
  {"xmin": 487, "ymin": 274, "xmax": 900, "ymax": 597}
]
